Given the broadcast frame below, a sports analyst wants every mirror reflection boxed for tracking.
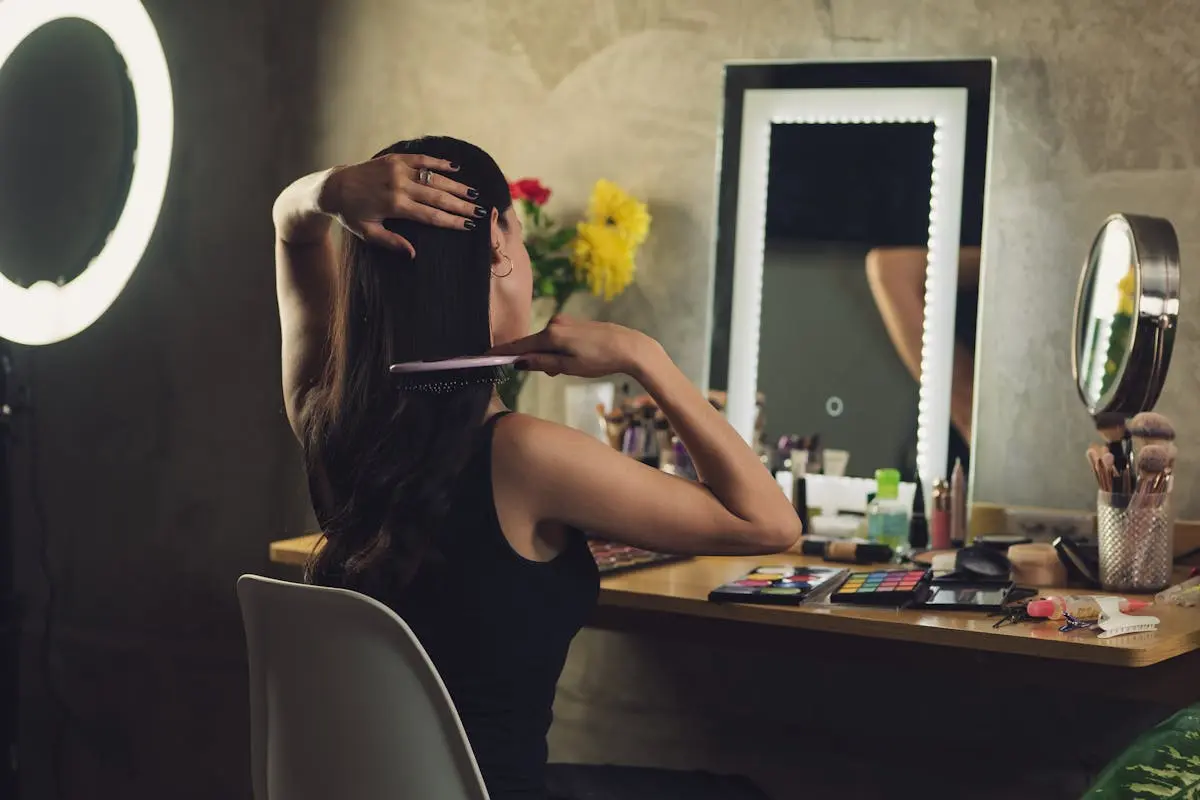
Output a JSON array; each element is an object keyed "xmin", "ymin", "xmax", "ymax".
[
  {"xmin": 1075, "ymin": 217, "xmax": 1138, "ymax": 411},
  {"xmin": 0, "ymin": 18, "xmax": 133, "ymax": 287},
  {"xmin": 756, "ymin": 120, "xmax": 986, "ymax": 482}
]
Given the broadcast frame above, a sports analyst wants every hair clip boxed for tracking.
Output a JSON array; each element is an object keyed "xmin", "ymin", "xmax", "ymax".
[
  {"xmin": 1095, "ymin": 596, "xmax": 1160, "ymax": 639},
  {"xmin": 991, "ymin": 602, "xmax": 1034, "ymax": 629},
  {"xmin": 1058, "ymin": 611, "xmax": 1097, "ymax": 633}
]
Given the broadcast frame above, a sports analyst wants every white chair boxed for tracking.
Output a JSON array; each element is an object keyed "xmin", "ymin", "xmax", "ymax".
[{"xmin": 236, "ymin": 575, "xmax": 490, "ymax": 800}]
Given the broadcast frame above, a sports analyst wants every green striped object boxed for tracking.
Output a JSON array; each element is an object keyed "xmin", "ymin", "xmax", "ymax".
[{"xmin": 1084, "ymin": 705, "xmax": 1200, "ymax": 798}]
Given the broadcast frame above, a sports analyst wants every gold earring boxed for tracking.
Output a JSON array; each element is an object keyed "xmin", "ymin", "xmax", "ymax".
[{"xmin": 492, "ymin": 251, "xmax": 513, "ymax": 278}]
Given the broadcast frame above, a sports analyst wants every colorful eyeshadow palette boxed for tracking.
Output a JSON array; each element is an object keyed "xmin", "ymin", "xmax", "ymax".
[
  {"xmin": 708, "ymin": 565, "xmax": 850, "ymax": 606},
  {"xmin": 587, "ymin": 539, "xmax": 690, "ymax": 575},
  {"xmin": 831, "ymin": 568, "xmax": 931, "ymax": 607}
]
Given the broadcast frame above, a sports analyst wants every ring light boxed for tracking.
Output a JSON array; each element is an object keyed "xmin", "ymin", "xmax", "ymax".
[{"xmin": 0, "ymin": 0, "xmax": 172, "ymax": 345}]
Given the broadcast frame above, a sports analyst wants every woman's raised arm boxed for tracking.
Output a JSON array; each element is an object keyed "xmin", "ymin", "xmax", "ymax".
[{"xmin": 272, "ymin": 155, "xmax": 481, "ymax": 437}]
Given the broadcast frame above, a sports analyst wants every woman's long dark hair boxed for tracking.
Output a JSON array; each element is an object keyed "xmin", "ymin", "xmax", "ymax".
[{"xmin": 303, "ymin": 136, "xmax": 512, "ymax": 595}]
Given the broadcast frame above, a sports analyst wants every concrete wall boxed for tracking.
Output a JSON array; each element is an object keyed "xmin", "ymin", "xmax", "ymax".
[{"xmin": 310, "ymin": 0, "xmax": 1200, "ymax": 518}]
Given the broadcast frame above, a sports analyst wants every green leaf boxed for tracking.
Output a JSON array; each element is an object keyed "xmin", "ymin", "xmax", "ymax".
[
  {"xmin": 544, "ymin": 227, "xmax": 577, "ymax": 252},
  {"xmin": 537, "ymin": 277, "xmax": 556, "ymax": 297}
]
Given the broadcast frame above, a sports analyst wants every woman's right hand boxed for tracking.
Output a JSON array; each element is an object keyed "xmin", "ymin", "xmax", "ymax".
[
  {"xmin": 489, "ymin": 315, "xmax": 663, "ymax": 379},
  {"xmin": 318, "ymin": 154, "xmax": 484, "ymax": 257}
]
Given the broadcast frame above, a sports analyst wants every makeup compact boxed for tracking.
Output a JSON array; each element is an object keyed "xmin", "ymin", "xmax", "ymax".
[
  {"xmin": 921, "ymin": 581, "xmax": 1014, "ymax": 611},
  {"xmin": 831, "ymin": 568, "xmax": 930, "ymax": 607},
  {"xmin": 938, "ymin": 545, "xmax": 1012, "ymax": 583},
  {"xmin": 1052, "ymin": 536, "xmax": 1101, "ymax": 589},
  {"xmin": 587, "ymin": 539, "xmax": 689, "ymax": 576},
  {"xmin": 709, "ymin": 565, "xmax": 850, "ymax": 606},
  {"xmin": 975, "ymin": 534, "xmax": 1033, "ymax": 552}
]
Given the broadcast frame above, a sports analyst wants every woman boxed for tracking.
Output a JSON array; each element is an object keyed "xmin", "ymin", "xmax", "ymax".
[{"xmin": 272, "ymin": 136, "xmax": 800, "ymax": 800}]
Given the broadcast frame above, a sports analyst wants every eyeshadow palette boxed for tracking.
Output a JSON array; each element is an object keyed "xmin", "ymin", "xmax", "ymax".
[
  {"xmin": 587, "ymin": 539, "xmax": 690, "ymax": 576},
  {"xmin": 708, "ymin": 565, "xmax": 850, "ymax": 606},
  {"xmin": 831, "ymin": 568, "xmax": 931, "ymax": 607}
]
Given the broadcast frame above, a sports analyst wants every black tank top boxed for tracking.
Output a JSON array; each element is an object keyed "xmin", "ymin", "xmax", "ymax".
[{"xmin": 382, "ymin": 412, "xmax": 600, "ymax": 800}]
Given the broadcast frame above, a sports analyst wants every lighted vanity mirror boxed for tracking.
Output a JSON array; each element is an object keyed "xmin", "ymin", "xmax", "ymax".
[
  {"xmin": 1072, "ymin": 214, "xmax": 1180, "ymax": 418},
  {"xmin": 707, "ymin": 59, "xmax": 994, "ymax": 507}
]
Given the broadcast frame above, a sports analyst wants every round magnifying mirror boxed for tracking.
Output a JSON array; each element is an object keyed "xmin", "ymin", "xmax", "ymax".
[{"xmin": 1072, "ymin": 213, "xmax": 1180, "ymax": 417}]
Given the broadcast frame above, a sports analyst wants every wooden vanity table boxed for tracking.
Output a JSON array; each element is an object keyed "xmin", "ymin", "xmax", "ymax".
[{"xmin": 268, "ymin": 533, "xmax": 1200, "ymax": 706}]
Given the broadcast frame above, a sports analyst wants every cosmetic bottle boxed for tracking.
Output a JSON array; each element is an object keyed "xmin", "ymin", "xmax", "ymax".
[
  {"xmin": 930, "ymin": 479, "xmax": 951, "ymax": 550},
  {"xmin": 790, "ymin": 453, "xmax": 809, "ymax": 533},
  {"xmin": 807, "ymin": 435, "xmax": 823, "ymax": 475},
  {"xmin": 621, "ymin": 415, "xmax": 641, "ymax": 458},
  {"xmin": 799, "ymin": 536, "xmax": 893, "ymax": 564},
  {"xmin": 638, "ymin": 407, "xmax": 659, "ymax": 467},
  {"xmin": 1156, "ymin": 576, "xmax": 1200, "ymax": 607},
  {"xmin": 866, "ymin": 469, "xmax": 909, "ymax": 554},
  {"xmin": 672, "ymin": 437, "xmax": 697, "ymax": 481},
  {"xmin": 1026, "ymin": 595, "xmax": 1149, "ymax": 621},
  {"xmin": 950, "ymin": 459, "xmax": 967, "ymax": 547},
  {"xmin": 653, "ymin": 416, "xmax": 673, "ymax": 470},
  {"xmin": 908, "ymin": 478, "xmax": 928, "ymax": 550}
]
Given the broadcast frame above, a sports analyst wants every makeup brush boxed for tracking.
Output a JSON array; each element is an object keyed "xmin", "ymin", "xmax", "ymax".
[
  {"xmin": 1094, "ymin": 411, "xmax": 1130, "ymax": 476},
  {"xmin": 1100, "ymin": 451, "xmax": 1119, "ymax": 494},
  {"xmin": 595, "ymin": 403, "xmax": 612, "ymax": 444},
  {"xmin": 389, "ymin": 355, "xmax": 519, "ymax": 394},
  {"xmin": 1087, "ymin": 444, "xmax": 1108, "ymax": 491},
  {"xmin": 1127, "ymin": 412, "xmax": 1176, "ymax": 452},
  {"xmin": 1133, "ymin": 444, "xmax": 1172, "ymax": 502},
  {"xmin": 603, "ymin": 407, "xmax": 628, "ymax": 450},
  {"xmin": 1164, "ymin": 442, "xmax": 1178, "ymax": 472}
]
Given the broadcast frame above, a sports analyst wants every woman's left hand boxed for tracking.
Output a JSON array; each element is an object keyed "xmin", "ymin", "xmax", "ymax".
[
  {"xmin": 489, "ymin": 315, "xmax": 659, "ymax": 379},
  {"xmin": 319, "ymin": 154, "xmax": 482, "ymax": 257}
]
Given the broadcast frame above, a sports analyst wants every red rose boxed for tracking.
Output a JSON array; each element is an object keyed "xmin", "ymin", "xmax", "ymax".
[{"xmin": 509, "ymin": 178, "xmax": 552, "ymax": 207}]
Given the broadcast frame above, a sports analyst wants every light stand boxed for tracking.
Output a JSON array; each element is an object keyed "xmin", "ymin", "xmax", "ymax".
[
  {"xmin": 0, "ymin": 338, "xmax": 17, "ymax": 798},
  {"xmin": 0, "ymin": 8, "xmax": 173, "ymax": 797}
]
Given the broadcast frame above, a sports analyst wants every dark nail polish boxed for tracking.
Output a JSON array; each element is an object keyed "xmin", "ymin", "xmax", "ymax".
[
  {"xmin": 449, "ymin": 162, "xmax": 460, "ymax": 170},
  {"xmin": 464, "ymin": 220, "xmax": 477, "ymax": 230},
  {"xmin": 474, "ymin": 206, "xmax": 487, "ymax": 218},
  {"xmin": 466, "ymin": 188, "xmax": 479, "ymax": 200}
]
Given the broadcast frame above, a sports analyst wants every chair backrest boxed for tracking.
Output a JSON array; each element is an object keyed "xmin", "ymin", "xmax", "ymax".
[{"xmin": 236, "ymin": 575, "xmax": 490, "ymax": 800}]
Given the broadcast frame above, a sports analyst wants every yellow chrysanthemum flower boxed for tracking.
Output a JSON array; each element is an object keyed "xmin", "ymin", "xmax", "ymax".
[
  {"xmin": 588, "ymin": 179, "xmax": 650, "ymax": 245},
  {"xmin": 1116, "ymin": 268, "xmax": 1136, "ymax": 317},
  {"xmin": 572, "ymin": 221, "xmax": 635, "ymax": 301}
]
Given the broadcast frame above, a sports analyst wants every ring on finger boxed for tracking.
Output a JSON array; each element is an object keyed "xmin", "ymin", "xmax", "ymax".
[{"xmin": 418, "ymin": 167, "xmax": 433, "ymax": 186}]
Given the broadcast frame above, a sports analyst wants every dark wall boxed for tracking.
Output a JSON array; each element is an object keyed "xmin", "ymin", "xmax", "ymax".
[
  {"xmin": 8, "ymin": 2, "xmax": 324, "ymax": 797},
  {"xmin": 765, "ymin": 122, "xmax": 936, "ymax": 246}
]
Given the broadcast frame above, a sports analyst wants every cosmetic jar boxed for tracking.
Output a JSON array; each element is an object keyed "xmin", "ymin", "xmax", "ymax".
[{"xmin": 1007, "ymin": 543, "xmax": 1066, "ymax": 588}]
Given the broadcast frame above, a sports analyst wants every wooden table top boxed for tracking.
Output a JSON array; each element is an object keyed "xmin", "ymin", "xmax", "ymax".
[{"xmin": 268, "ymin": 534, "xmax": 1200, "ymax": 669}]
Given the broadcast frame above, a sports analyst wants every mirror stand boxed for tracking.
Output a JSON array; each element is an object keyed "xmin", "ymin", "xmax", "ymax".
[{"xmin": 1072, "ymin": 213, "xmax": 1181, "ymax": 593}]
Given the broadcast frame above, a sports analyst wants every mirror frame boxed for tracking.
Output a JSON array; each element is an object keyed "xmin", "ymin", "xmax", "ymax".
[
  {"xmin": 705, "ymin": 59, "xmax": 995, "ymax": 509},
  {"xmin": 1072, "ymin": 213, "xmax": 1181, "ymax": 417}
]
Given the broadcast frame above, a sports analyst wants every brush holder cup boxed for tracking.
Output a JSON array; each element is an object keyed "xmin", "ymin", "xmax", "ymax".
[{"xmin": 1097, "ymin": 490, "xmax": 1174, "ymax": 592}]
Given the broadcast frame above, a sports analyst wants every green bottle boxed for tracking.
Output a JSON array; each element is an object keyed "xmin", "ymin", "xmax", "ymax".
[{"xmin": 867, "ymin": 469, "xmax": 910, "ymax": 554}]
